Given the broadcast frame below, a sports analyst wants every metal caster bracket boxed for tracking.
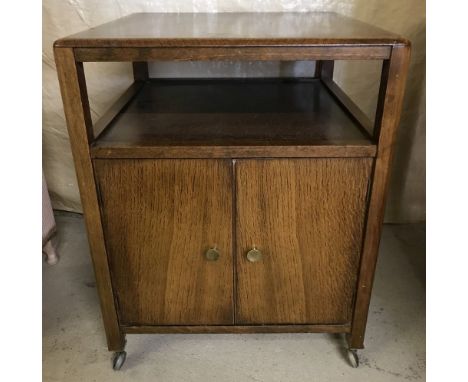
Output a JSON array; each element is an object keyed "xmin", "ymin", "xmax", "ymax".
[
  {"xmin": 112, "ymin": 351, "xmax": 127, "ymax": 371},
  {"xmin": 347, "ymin": 349, "xmax": 359, "ymax": 368}
]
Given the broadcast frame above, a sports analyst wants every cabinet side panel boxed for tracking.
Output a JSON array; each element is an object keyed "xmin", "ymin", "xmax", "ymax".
[
  {"xmin": 236, "ymin": 158, "xmax": 372, "ymax": 324},
  {"xmin": 95, "ymin": 159, "xmax": 234, "ymax": 325}
]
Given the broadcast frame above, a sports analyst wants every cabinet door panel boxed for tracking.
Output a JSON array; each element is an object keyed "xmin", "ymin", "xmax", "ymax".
[
  {"xmin": 95, "ymin": 159, "xmax": 233, "ymax": 325},
  {"xmin": 235, "ymin": 159, "xmax": 372, "ymax": 324}
]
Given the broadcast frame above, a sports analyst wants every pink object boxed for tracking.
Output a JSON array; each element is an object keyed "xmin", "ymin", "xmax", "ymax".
[{"xmin": 43, "ymin": 172, "xmax": 58, "ymax": 264}]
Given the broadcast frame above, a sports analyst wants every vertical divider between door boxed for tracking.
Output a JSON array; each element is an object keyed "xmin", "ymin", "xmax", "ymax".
[{"xmin": 231, "ymin": 159, "xmax": 238, "ymax": 324}]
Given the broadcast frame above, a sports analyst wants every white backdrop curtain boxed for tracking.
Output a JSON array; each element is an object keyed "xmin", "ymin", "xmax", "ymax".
[{"xmin": 42, "ymin": 0, "xmax": 425, "ymax": 222}]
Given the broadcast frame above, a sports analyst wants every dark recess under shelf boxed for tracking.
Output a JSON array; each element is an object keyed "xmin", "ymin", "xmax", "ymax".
[{"xmin": 91, "ymin": 78, "xmax": 376, "ymax": 158}]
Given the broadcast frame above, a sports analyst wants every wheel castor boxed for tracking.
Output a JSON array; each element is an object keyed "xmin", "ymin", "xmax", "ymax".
[
  {"xmin": 112, "ymin": 351, "xmax": 127, "ymax": 371},
  {"xmin": 347, "ymin": 349, "xmax": 359, "ymax": 368}
]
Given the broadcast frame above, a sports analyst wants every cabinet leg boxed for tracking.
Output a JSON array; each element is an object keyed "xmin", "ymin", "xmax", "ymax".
[
  {"xmin": 346, "ymin": 331, "xmax": 364, "ymax": 350},
  {"xmin": 108, "ymin": 332, "xmax": 126, "ymax": 352}
]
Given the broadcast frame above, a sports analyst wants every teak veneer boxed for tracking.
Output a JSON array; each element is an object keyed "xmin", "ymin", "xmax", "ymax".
[{"xmin": 54, "ymin": 12, "xmax": 410, "ymax": 370}]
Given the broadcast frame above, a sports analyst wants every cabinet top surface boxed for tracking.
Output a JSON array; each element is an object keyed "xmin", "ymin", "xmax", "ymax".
[{"xmin": 54, "ymin": 12, "xmax": 407, "ymax": 48}]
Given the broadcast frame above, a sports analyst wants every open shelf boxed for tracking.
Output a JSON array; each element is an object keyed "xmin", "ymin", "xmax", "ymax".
[{"xmin": 91, "ymin": 78, "xmax": 376, "ymax": 158}]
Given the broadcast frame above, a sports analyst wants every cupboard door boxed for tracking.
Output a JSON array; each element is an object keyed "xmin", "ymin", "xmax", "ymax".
[
  {"xmin": 235, "ymin": 159, "xmax": 372, "ymax": 324},
  {"xmin": 95, "ymin": 159, "xmax": 233, "ymax": 325}
]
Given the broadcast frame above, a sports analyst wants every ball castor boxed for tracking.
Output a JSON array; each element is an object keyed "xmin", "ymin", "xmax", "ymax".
[
  {"xmin": 112, "ymin": 351, "xmax": 127, "ymax": 371},
  {"xmin": 347, "ymin": 349, "xmax": 359, "ymax": 368}
]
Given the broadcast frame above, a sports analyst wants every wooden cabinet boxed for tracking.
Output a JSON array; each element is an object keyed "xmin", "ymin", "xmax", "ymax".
[{"xmin": 54, "ymin": 12, "xmax": 410, "ymax": 369}]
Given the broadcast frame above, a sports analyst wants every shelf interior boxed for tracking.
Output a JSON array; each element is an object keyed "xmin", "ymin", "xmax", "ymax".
[{"xmin": 91, "ymin": 78, "xmax": 375, "ymax": 157}]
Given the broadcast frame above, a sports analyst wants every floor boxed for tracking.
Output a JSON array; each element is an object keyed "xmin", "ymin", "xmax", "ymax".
[{"xmin": 43, "ymin": 212, "xmax": 425, "ymax": 382}]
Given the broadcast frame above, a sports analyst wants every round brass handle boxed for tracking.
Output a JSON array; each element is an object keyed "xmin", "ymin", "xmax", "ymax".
[
  {"xmin": 246, "ymin": 247, "xmax": 263, "ymax": 263},
  {"xmin": 205, "ymin": 247, "xmax": 220, "ymax": 261}
]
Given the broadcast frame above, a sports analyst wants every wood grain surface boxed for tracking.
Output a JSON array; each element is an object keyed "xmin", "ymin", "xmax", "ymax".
[
  {"xmin": 92, "ymin": 82, "xmax": 143, "ymax": 139},
  {"xmin": 54, "ymin": 47, "xmax": 125, "ymax": 351},
  {"xmin": 348, "ymin": 44, "xmax": 411, "ymax": 349},
  {"xmin": 95, "ymin": 159, "xmax": 234, "ymax": 326},
  {"xmin": 321, "ymin": 77, "xmax": 374, "ymax": 137},
  {"xmin": 235, "ymin": 159, "xmax": 372, "ymax": 325},
  {"xmin": 74, "ymin": 46, "xmax": 391, "ymax": 62},
  {"xmin": 91, "ymin": 145, "xmax": 376, "ymax": 159},
  {"xmin": 55, "ymin": 12, "xmax": 408, "ymax": 48},
  {"xmin": 54, "ymin": 12, "xmax": 411, "ymax": 346},
  {"xmin": 123, "ymin": 324, "xmax": 351, "ymax": 334},
  {"xmin": 91, "ymin": 78, "xmax": 376, "ymax": 159}
]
